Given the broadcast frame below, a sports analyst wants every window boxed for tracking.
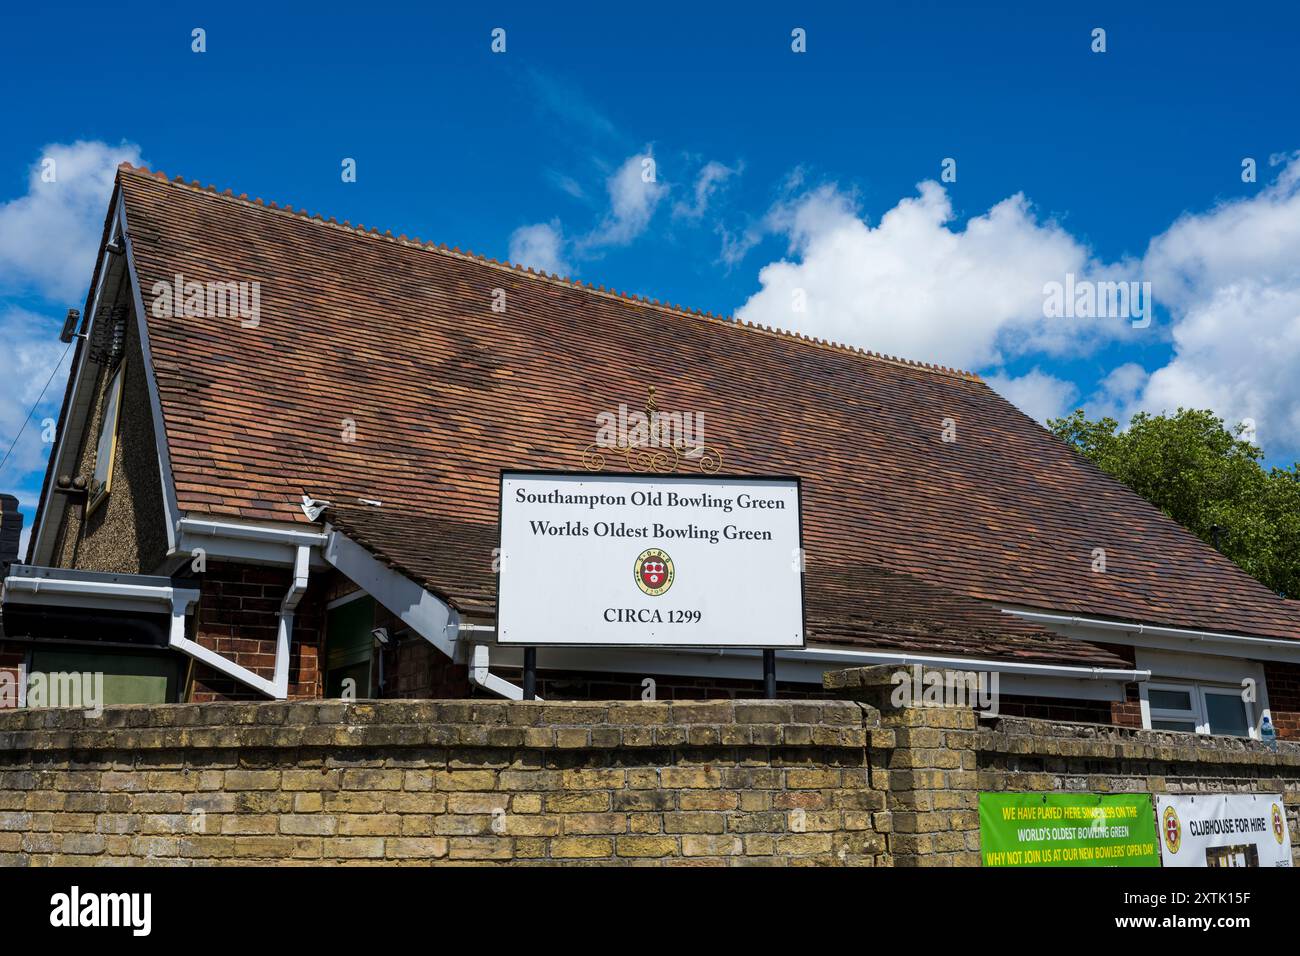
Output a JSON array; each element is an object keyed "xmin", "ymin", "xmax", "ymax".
[
  {"xmin": 86, "ymin": 362, "xmax": 125, "ymax": 513},
  {"xmin": 27, "ymin": 649, "xmax": 181, "ymax": 706},
  {"xmin": 1146, "ymin": 680, "xmax": 1254, "ymax": 738}
]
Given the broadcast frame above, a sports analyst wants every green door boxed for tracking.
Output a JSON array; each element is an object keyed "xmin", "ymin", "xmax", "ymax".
[{"xmin": 324, "ymin": 596, "xmax": 376, "ymax": 699}]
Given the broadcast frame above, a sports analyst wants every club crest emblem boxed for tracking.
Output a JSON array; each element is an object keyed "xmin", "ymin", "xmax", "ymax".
[
  {"xmin": 1273, "ymin": 803, "xmax": 1286, "ymax": 845},
  {"xmin": 634, "ymin": 548, "xmax": 675, "ymax": 596},
  {"xmin": 1162, "ymin": 806, "xmax": 1181, "ymax": 854}
]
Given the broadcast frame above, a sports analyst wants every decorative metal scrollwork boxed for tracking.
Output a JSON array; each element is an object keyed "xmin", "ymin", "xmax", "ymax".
[{"xmin": 582, "ymin": 385, "xmax": 723, "ymax": 475}]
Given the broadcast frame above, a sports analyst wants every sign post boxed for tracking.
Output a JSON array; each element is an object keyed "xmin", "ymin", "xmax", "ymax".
[{"xmin": 522, "ymin": 648, "xmax": 537, "ymax": 701}]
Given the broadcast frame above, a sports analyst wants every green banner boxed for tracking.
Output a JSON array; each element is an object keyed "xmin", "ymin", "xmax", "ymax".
[{"xmin": 980, "ymin": 793, "xmax": 1160, "ymax": 867}]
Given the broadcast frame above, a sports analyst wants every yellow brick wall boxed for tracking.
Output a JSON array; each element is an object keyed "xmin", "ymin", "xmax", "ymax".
[{"xmin": 0, "ymin": 699, "xmax": 887, "ymax": 866}]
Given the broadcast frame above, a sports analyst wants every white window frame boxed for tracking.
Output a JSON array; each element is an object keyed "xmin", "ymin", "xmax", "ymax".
[
  {"xmin": 1136, "ymin": 649, "xmax": 1269, "ymax": 740},
  {"xmin": 1145, "ymin": 681, "xmax": 1202, "ymax": 732},
  {"xmin": 1146, "ymin": 680, "xmax": 1256, "ymax": 738},
  {"xmin": 86, "ymin": 359, "xmax": 126, "ymax": 515}
]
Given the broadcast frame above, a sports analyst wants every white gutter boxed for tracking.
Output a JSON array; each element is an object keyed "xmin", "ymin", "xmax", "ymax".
[
  {"xmin": 172, "ymin": 520, "xmax": 527, "ymax": 699},
  {"xmin": 467, "ymin": 643, "xmax": 537, "ymax": 701},
  {"xmin": 4, "ymin": 567, "xmax": 282, "ymax": 697},
  {"xmin": 1004, "ymin": 609, "xmax": 1300, "ymax": 663},
  {"xmin": 163, "ymin": 546, "xmax": 311, "ymax": 700},
  {"xmin": 176, "ymin": 517, "xmax": 328, "ymax": 548},
  {"xmin": 272, "ymin": 545, "xmax": 311, "ymax": 695},
  {"xmin": 168, "ymin": 520, "xmax": 330, "ymax": 699},
  {"xmin": 16, "ymin": 515, "xmax": 325, "ymax": 700},
  {"xmin": 4, "ymin": 575, "xmax": 193, "ymax": 603},
  {"xmin": 3, "ymin": 572, "xmax": 199, "ymax": 622},
  {"xmin": 173, "ymin": 516, "xmax": 330, "ymax": 571},
  {"xmin": 178, "ymin": 515, "xmax": 327, "ymax": 546}
]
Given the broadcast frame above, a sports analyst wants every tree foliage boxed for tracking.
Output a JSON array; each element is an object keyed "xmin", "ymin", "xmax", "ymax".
[{"xmin": 1047, "ymin": 408, "xmax": 1300, "ymax": 598}]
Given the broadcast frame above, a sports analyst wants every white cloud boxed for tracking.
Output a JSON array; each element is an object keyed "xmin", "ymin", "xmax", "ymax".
[
  {"xmin": 1133, "ymin": 153, "xmax": 1300, "ymax": 454},
  {"xmin": 0, "ymin": 140, "xmax": 143, "ymax": 301},
  {"xmin": 985, "ymin": 368, "xmax": 1079, "ymax": 424},
  {"xmin": 512, "ymin": 150, "xmax": 671, "ymax": 271},
  {"xmin": 579, "ymin": 152, "xmax": 667, "ymax": 250},
  {"xmin": 1089, "ymin": 362, "xmax": 1149, "ymax": 422},
  {"xmin": 734, "ymin": 179, "xmax": 1123, "ymax": 371},
  {"xmin": 508, "ymin": 221, "xmax": 570, "ymax": 276},
  {"xmin": 545, "ymin": 170, "xmax": 586, "ymax": 200},
  {"xmin": 717, "ymin": 220, "xmax": 764, "ymax": 268},
  {"xmin": 527, "ymin": 70, "xmax": 619, "ymax": 141},
  {"xmin": 673, "ymin": 160, "xmax": 738, "ymax": 221},
  {"xmin": 0, "ymin": 307, "xmax": 68, "ymax": 487},
  {"xmin": 0, "ymin": 140, "xmax": 136, "ymax": 532}
]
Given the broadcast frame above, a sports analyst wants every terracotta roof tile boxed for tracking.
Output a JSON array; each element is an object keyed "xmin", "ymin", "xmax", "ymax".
[{"xmin": 113, "ymin": 164, "xmax": 1299, "ymax": 655}]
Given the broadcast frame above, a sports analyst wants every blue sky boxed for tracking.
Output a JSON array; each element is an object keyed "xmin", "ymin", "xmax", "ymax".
[{"xmin": 2, "ymin": 1, "xmax": 1299, "ymax": 556}]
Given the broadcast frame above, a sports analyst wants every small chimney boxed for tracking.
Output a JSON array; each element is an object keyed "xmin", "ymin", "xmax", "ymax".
[{"xmin": 0, "ymin": 495, "xmax": 23, "ymax": 575}]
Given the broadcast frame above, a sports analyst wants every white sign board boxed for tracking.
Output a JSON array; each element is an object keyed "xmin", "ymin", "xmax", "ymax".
[
  {"xmin": 1155, "ymin": 793, "xmax": 1292, "ymax": 867},
  {"xmin": 497, "ymin": 472, "xmax": 804, "ymax": 647}
]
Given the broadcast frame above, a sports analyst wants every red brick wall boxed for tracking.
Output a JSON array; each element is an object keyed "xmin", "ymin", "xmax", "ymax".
[
  {"xmin": 951, "ymin": 647, "xmax": 1141, "ymax": 725},
  {"xmin": 388, "ymin": 636, "xmax": 470, "ymax": 699},
  {"xmin": 187, "ymin": 561, "xmax": 323, "ymax": 702},
  {"xmin": 1104, "ymin": 645, "xmax": 1144, "ymax": 728},
  {"xmin": 1265, "ymin": 661, "xmax": 1300, "ymax": 739},
  {"xmin": 1110, "ymin": 681, "xmax": 1143, "ymax": 728},
  {"xmin": 994, "ymin": 694, "xmax": 1115, "ymax": 724}
]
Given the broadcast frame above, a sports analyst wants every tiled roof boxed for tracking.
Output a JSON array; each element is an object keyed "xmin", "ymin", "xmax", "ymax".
[{"xmin": 114, "ymin": 165, "xmax": 1299, "ymax": 655}]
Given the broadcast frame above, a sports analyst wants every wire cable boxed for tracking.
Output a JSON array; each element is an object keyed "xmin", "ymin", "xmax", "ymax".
[{"xmin": 0, "ymin": 341, "xmax": 73, "ymax": 477}]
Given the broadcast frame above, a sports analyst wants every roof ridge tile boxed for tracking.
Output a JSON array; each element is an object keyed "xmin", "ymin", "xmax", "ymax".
[{"xmin": 114, "ymin": 161, "xmax": 982, "ymax": 381}]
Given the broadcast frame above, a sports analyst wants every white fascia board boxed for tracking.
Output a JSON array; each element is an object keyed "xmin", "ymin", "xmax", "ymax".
[
  {"xmin": 120, "ymin": 199, "xmax": 182, "ymax": 555},
  {"xmin": 3, "ymin": 569, "xmax": 200, "ymax": 614},
  {"xmin": 1002, "ymin": 607, "xmax": 1300, "ymax": 664},
  {"xmin": 31, "ymin": 193, "xmax": 124, "ymax": 566},
  {"xmin": 481, "ymin": 644, "xmax": 1139, "ymax": 702},
  {"xmin": 175, "ymin": 517, "xmax": 330, "ymax": 569},
  {"xmin": 4, "ymin": 593, "xmax": 171, "ymax": 616},
  {"xmin": 321, "ymin": 527, "xmax": 458, "ymax": 659}
]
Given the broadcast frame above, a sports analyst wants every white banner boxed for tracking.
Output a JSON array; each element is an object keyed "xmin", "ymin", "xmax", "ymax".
[
  {"xmin": 497, "ymin": 472, "xmax": 804, "ymax": 647},
  {"xmin": 1155, "ymin": 793, "xmax": 1293, "ymax": 867}
]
